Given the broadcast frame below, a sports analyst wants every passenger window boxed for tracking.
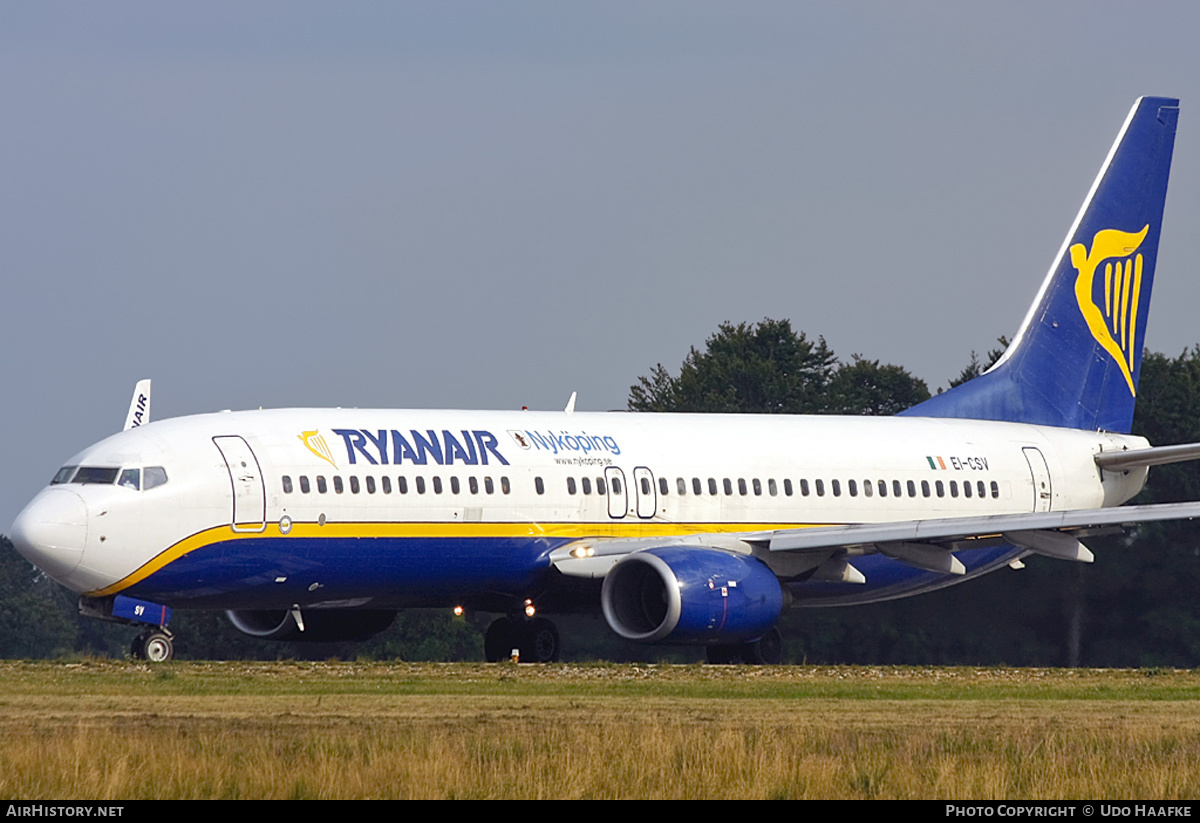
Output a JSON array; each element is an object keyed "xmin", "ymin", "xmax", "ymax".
[
  {"xmin": 784, "ymin": 479, "xmax": 793, "ymax": 496},
  {"xmin": 300, "ymin": 476, "xmax": 311, "ymax": 494},
  {"xmin": 282, "ymin": 476, "xmax": 293, "ymax": 494},
  {"xmin": 581, "ymin": 477, "xmax": 591, "ymax": 495},
  {"xmin": 451, "ymin": 477, "xmax": 460, "ymax": 494},
  {"xmin": 470, "ymin": 477, "xmax": 479, "ymax": 494},
  {"xmin": 693, "ymin": 478, "xmax": 702, "ymax": 495},
  {"xmin": 334, "ymin": 476, "xmax": 344, "ymax": 494},
  {"xmin": 501, "ymin": 477, "xmax": 511, "ymax": 494},
  {"xmin": 398, "ymin": 476, "xmax": 408, "ymax": 494},
  {"xmin": 433, "ymin": 477, "xmax": 443, "ymax": 494},
  {"xmin": 708, "ymin": 478, "xmax": 718, "ymax": 495},
  {"xmin": 978, "ymin": 481, "xmax": 987, "ymax": 498},
  {"xmin": 847, "ymin": 479, "xmax": 857, "ymax": 497},
  {"xmin": 382, "ymin": 477, "xmax": 392, "ymax": 494},
  {"xmin": 723, "ymin": 478, "xmax": 733, "ymax": 496},
  {"xmin": 893, "ymin": 480, "xmax": 902, "ymax": 497},
  {"xmin": 612, "ymin": 478, "xmax": 622, "ymax": 495},
  {"xmin": 815, "ymin": 479, "xmax": 824, "ymax": 496},
  {"xmin": 415, "ymin": 477, "xmax": 426, "ymax": 494},
  {"xmin": 799, "ymin": 479, "xmax": 809, "ymax": 496},
  {"xmin": 659, "ymin": 477, "xmax": 669, "ymax": 496},
  {"xmin": 641, "ymin": 477, "xmax": 651, "ymax": 495},
  {"xmin": 878, "ymin": 480, "xmax": 887, "ymax": 497},
  {"xmin": 753, "ymin": 479, "xmax": 762, "ymax": 496},
  {"xmin": 922, "ymin": 480, "xmax": 931, "ymax": 497},
  {"xmin": 831, "ymin": 479, "xmax": 841, "ymax": 497},
  {"xmin": 535, "ymin": 477, "xmax": 545, "ymax": 495},
  {"xmin": 350, "ymin": 476, "xmax": 360, "ymax": 494},
  {"xmin": 768, "ymin": 479, "xmax": 777, "ymax": 496},
  {"xmin": 317, "ymin": 476, "xmax": 328, "ymax": 494},
  {"xmin": 907, "ymin": 480, "xmax": 916, "ymax": 497},
  {"xmin": 991, "ymin": 480, "xmax": 1000, "ymax": 498},
  {"xmin": 567, "ymin": 477, "xmax": 577, "ymax": 495},
  {"xmin": 963, "ymin": 481, "xmax": 972, "ymax": 498},
  {"xmin": 677, "ymin": 478, "xmax": 687, "ymax": 495},
  {"xmin": 485, "ymin": 477, "xmax": 495, "ymax": 494},
  {"xmin": 365, "ymin": 476, "xmax": 375, "ymax": 494},
  {"xmin": 596, "ymin": 478, "xmax": 605, "ymax": 495},
  {"xmin": 950, "ymin": 481, "xmax": 959, "ymax": 498},
  {"xmin": 862, "ymin": 480, "xmax": 872, "ymax": 498}
]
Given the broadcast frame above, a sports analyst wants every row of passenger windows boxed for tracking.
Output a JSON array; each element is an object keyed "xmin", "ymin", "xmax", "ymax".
[
  {"xmin": 562, "ymin": 475, "xmax": 1002, "ymax": 500},
  {"xmin": 282, "ymin": 472, "xmax": 1002, "ymax": 501},
  {"xmin": 282, "ymin": 475, "xmax": 511, "ymax": 496}
]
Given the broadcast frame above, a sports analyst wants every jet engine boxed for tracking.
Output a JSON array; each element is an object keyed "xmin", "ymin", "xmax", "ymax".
[
  {"xmin": 225, "ymin": 608, "xmax": 396, "ymax": 642},
  {"xmin": 600, "ymin": 547, "xmax": 783, "ymax": 645}
]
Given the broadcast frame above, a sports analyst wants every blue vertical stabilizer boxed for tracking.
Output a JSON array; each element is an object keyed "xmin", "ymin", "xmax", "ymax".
[{"xmin": 903, "ymin": 97, "xmax": 1179, "ymax": 433}]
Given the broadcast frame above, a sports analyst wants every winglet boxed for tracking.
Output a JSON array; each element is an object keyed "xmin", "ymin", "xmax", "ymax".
[
  {"xmin": 564, "ymin": 391, "xmax": 577, "ymax": 414},
  {"xmin": 123, "ymin": 379, "xmax": 151, "ymax": 430}
]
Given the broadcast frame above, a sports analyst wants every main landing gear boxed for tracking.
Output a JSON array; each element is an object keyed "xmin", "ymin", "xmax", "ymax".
[
  {"xmin": 130, "ymin": 628, "xmax": 176, "ymax": 663},
  {"xmin": 484, "ymin": 616, "xmax": 561, "ymax": 663},
  {"xmin": 705, "ymin": 627, "xmax": 783, "ymax": 665}
]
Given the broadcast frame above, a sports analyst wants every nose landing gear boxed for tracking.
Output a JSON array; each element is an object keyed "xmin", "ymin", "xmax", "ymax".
[{"xmin": 130, "ymin": 628, "xmax": 175, "ymax": 662}]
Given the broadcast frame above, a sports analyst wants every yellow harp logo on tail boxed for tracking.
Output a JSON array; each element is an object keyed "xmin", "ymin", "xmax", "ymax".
[
  {"xmin": 299, "ymin": 430, "xmax": 338, "ymax": 469},
  {"xmin": 1071, "ymin": 224, "xmax": 1150, "ymax": 396}
]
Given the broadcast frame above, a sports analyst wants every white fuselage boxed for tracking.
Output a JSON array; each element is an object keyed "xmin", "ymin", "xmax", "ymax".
[{"xmin": 10, "ymin": 408, "xmax": 1148, "ymax": 612}]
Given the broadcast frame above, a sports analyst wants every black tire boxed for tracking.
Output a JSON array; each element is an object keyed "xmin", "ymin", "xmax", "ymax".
[
  {"xmin": 739, "ymin": 627, "xmax": 782, "ymax": 665},
  {"xmin": 520, "ymin": 618, "xmax": 560, "ymax": 663},
  {"xmin": 484, "ymin": 617, "xmax": 514, "ymax": 662},
  {"xmin": 130, "ymin": 634, "xmax": 146, "ymax": 660}
]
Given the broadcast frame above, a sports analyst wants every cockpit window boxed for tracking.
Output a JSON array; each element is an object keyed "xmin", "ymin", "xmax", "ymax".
[
  {"xmin": 73, "ymin": 467, "xmax": 121, "ymax": 485},
  {"xmin": 143, "ymin": 467, "xmax": 168, "ymax": 490},
  {"xmin": 118, "ymin": 469, "xmax": 141, "ymax": 490},
  {"xmin": 50, "ymin": 466, "xmax": 78, "ymax": 485}
]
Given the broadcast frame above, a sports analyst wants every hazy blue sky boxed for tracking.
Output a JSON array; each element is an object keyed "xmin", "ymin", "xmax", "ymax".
[{"xmin": 4, "ymin": 2, "xmax": 1200, "ymax": 525}]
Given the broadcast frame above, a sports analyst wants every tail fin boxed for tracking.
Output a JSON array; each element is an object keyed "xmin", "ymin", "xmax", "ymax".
[{"xmin": 903, "ymin": 96, "xmax": 1179, "ymax": 433}]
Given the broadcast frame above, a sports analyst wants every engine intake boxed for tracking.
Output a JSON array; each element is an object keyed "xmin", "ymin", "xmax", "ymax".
[{"xmin": 600, "ymin": 547, "xmax": 783, "ymax": 645}]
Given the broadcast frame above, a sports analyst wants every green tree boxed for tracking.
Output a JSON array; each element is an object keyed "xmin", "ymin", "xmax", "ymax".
[
  {"xmin": 827, "ymin": 355, "xmax": 931, "ymax": 415},
  {"xmin": 629, "ymin": 318, "xmax": 927, "ymax": 415}
]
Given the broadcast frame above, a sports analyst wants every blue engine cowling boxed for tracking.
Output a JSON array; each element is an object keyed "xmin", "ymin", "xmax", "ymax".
[{"xmin": 600, "ymin": 547, "xmax": 783, "ymax": 645}]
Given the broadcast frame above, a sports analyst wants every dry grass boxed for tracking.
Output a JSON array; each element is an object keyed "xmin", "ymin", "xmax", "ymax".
[{"xmin": 0, "ymin": 661, "xmax": 1198, "ymax": 799}]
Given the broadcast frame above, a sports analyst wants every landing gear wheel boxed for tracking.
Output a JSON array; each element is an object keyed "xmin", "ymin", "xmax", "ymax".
[
  {"xmin": 484, "ymin": 617, "xmax": 514, "ymax": 662},
  {"xmin": 739, "ymin": 627, "xmax": 782, "ymax": 665},
  {"xmin": 520, "ymin": 618, "xmax": 560, "ymax": 663},
  {"xmin": 131, "ymin": 629, "xmax": 175, "ymax": 662}
]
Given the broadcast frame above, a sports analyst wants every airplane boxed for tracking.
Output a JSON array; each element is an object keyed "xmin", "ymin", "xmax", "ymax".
[{"xmin": 10, "ymin": 95, "xmax": 1198, "ymax": 665}]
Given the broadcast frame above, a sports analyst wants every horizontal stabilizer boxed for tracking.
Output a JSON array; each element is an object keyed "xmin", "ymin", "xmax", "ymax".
[{"xmin": 1095, "ymin": 442, "xmax": 1200, "ymax": 471}]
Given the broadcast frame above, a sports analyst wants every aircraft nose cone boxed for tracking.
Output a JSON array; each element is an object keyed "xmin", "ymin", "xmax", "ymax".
[{"xmin": 10, "ymin": 489, "xmax": 88, "ymax": 580}]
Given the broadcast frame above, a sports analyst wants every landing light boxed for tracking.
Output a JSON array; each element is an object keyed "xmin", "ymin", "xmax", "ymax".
[
  {"xmin": 570, "ymin": 545, "xmax": 595, "ymax": 558},
  {"xmin": 453, "ymin": 605, "xmax": 464, "ymax": 616},
  {"xmin": 524, "ymin": 599, "xmax": 536, "ymax": 618}
]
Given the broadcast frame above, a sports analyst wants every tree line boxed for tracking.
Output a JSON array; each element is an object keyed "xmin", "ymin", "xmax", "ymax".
[{"xmin": 3, "ymin": 319, "xmax": 1200, "ymax": 665}]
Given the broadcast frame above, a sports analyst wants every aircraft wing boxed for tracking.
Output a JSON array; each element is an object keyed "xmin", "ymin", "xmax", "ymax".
[{"xmin": 550, "ymin": 501, "xmax": 1200, "ymax": 580}]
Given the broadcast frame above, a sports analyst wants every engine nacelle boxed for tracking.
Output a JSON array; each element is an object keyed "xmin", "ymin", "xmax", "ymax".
[
  {"xmin": 225, "ymin": 609, "xmax": 396, "ymax": 642},
  {"xmin": 600, "ymin": 547, "xmax": 783, "ymax": 645}
]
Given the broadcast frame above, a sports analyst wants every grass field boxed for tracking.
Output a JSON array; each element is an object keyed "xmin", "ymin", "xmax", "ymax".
[{"xmin": 0, "ymin": 660, "xmax": 1198, "ymax": 799}]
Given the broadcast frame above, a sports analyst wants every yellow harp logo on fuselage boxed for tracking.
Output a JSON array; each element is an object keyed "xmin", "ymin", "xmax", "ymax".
[
  {"xmin": 1071, "ymin": 224, "xmax": 1149, "ymax": 396},
  {"xmin": 299, "ymin": 430, "xmax": 338, "ymax": 469}
]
